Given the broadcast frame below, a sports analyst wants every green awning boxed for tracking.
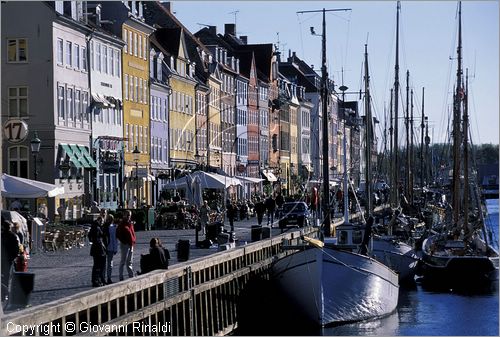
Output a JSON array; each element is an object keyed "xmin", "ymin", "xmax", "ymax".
[
  {"xmin": 60, "ymin": 144, "xmax": 83, "ymax": 169},
  {"xmin": 70, "ymin": 144, "xmax": 91, "ymax": 168},
  {"xmin": 78, "ymin": 145, "xmax": 97, "ymax": 168}
]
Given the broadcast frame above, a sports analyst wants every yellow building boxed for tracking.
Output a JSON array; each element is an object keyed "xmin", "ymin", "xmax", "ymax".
[
  {"xmin": 154, "ymin": 28, "xmax": 197, "ymax": 172},
  {"xmin": 121, "ymin": 20, "xmax": 154, "ymax": 205}
]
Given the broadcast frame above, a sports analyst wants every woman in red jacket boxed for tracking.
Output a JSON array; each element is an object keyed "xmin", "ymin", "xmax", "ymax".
[{"xmin": 116, "ymin": 210, "xmax": 136, "ymax": 281}]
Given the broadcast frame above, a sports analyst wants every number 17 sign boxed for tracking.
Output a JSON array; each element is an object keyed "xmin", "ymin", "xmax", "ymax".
[{"xmin": 3, "ymin": 119, "xmax": 29, "ymax": 143}]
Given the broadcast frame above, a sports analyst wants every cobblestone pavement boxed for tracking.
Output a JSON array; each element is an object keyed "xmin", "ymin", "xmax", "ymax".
[{"xmin": 6, "ymin": 215, "xmax": 297, "ymax": 311}]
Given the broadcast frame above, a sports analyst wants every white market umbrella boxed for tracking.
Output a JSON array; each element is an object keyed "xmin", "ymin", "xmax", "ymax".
[{"xmin": 1, "ymin": 173, "xmax": 65, "ymax": 198}]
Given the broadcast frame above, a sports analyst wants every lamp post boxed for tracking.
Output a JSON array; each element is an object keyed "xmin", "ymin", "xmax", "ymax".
[
  {"xmin": 133, "ymin": 146, "xmax": 141, "ymax": 208},
  {"xmin": 30, "ymin": 132, "xmax": 41, "ymax": 180}
]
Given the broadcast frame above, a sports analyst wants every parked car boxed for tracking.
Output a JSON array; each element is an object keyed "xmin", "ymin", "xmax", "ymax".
[{"xmin": 278, "ymin": 202, "xmax": 311, "ymax": 228}]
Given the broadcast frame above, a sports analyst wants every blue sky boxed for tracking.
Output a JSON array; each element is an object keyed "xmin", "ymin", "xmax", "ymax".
[{"xmin": 173, "ymin": 1, "xmax": 499, "ymax": 146}]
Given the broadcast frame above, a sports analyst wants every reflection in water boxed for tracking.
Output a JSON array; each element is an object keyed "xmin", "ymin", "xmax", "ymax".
[{"xmin": 236, "ymin": 200, "xmax": 499, "ymax": 336}]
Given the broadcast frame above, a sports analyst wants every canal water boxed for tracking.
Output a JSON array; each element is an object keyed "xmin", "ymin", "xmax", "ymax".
[{"xmin": 237, "ymin": 199, "xmax": 499, "ymax": 336}]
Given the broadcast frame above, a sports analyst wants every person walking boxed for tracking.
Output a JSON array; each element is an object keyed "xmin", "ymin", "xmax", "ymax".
[
  {"xmin": 103, "ymin": 214, "xmax": 118, "ymax": 284},
  {"xmin": 199, "ymin": 201, "xmax": 211, "ymax": 236},
  {"xmin": 1, "ymin": 220, "xmax": 21, "ymax": 302},
  {"xmin": 226, "ymin": 202, "xmax": 237, "ymax": 232},
  {"xmin": 88, "ymin": 219, "xmax": 107, "ymax": 287},
  {"xmin": 265, "ymin": 195, "xmax": 276, "ymax": 226},
  {"xmin": 116, "ymin": 210, "xmax": 136, "ymax": 281},
  {"xmin": 254, "ymin": 198, "xmax": 266, "ymax": 226}
]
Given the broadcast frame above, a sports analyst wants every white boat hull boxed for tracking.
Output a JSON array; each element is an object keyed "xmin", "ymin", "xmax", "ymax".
[
  {"xmin": 372, "ymin": 236, "xmax": 419, "ymax": 282},
  {"xmin": 273, "ymin": 247, "xmax": 399, "ymax": 326}
]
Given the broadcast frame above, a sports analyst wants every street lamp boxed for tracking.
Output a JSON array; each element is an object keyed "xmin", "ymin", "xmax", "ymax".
[
  {"xmin": 133, "ymin": 145, "xmax": 141, "ymax": 208},
  {"xmin": 30, "ymin": 132, "xmax": 41, "ymax": 180}
]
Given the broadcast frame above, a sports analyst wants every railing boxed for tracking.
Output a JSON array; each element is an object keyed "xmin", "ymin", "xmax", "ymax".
[{"xmin": 1, "ymin": 227, "xmax": 319, "ymax": 336}]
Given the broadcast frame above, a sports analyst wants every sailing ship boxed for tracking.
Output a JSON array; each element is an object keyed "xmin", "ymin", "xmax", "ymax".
[
  {"xmin": 420, "ymin": 1, "xmax": 499, "ymax": 287},
  {"xmin": 273, "ymin": 25, "xmax": 398, "ymax": 324},
  {"xmin": 272, "ymin": 128, "xmax": 399, "ymax": 325}
]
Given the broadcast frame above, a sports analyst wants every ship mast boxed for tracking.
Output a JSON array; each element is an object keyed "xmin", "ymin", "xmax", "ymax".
[
  {"xmin": 452, "ymin": 1, "xmax": 463, "ymax": 226},
  {"xmin": 296, "ymin": 7, "xmax": 351, "ymax": 235},
  {"xmin": 392, "ymin": 1, "xmax": 401, "ymax": 208},
  {"xmin": 364, "ymin": 44, "xmax": 373, "ymax": 217},
  {"xmin": 463, "ymin": 68, "xmax": 469, "ymax": 235},
  {"xmin": 405, "ymin": 70, "xmax": 410, "ymax": 202},
  {"xmin": 420, "ymin": 87, "xmax": 425, "ymax": 188}
]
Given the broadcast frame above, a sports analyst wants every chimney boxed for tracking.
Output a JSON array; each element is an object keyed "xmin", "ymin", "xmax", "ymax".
[
  {"xmin": 95, "ymin": 4, "xmax": 101, "ymax": 27},
  {"xmin": 225, "ymin": 23, "xmax": 236, "ymax": 36},
  {"xmin": 208, "ymin": 25, "xmax": 216, "ymax": 35},
  {"xmin": 131, "ymin": 0, "xmax": 137, "ymax": 16},
  {"xmin": 70, "ymin": 1, "xmax": 77, "ymax": 20},
  {"xmin": 138, "ymin": 1, "xmax": 143, "ymax": 18},
  {"xmin": 240, "ymin": 36, "xmax": 247, "ymax": 45},
  {"xmin": 55, "ymin": 1, "xmax": 63, "ymax": 14},
  {"xmin": 162, "ymin": 2, "xmax": 173, "ymax": 13}
]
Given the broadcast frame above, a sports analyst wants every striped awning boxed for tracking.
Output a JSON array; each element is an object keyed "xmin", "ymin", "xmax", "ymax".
[
  {"xmin": 91, "ymin": 93, "xmax": 115, "ymax": 108},
  {"xmin": 60, "ymin": 144, "xmax": 83, "ymax": 169},
  {"xmin": 261, "ymin": 170, "xmax": 278, "ymax": 182},
  {"xmin": 59, "ymin": 144, "xmax": 96, "ymax": 169}
]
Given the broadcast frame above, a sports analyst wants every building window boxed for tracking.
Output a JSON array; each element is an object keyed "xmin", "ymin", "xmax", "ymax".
[
  {"xmin": 124, "ymin": 75, "xmax": 129, "ymax": 100},
  {"xmin": 66, "ymin": 41, "xmax": 72, "ymax": 66},
  {"xmin": 130, "ymin": 76, "xmax": 134, "ymax": 101},
  {"xmin": 75, "ymin": 89, "xmax": 81, "ymax": 121},
  {"xmin": 157, "ymin": 56, "xmax": 162, "ymax": 80},
  {"xmin": 96, "ymin": 43, "xmax": 101, "ymax": 72},
  {"xmin": 139, "ymin": 78, "xmax": 143, "ymax": 103},
  {"xmin": 8, "ymin": 146, "xmax": 28, "ymax": 178},
  {"xmin": 123, "ymin": 29, "xmax": 128, "ymax": 54},
  {"xmin": 143, "ymin": 81, "xmax": 147, "ymax": 104},
  {"xmin": 57, "ymin": 38, "xmax": 63, "ymax": 65},
  {"xmin": 114, "ymin": 50, "xmax": 120, "ymax": 77},
  {"xmin": 135, "ymin": 77, "xmax": 138, "ymax": 102},
  {"xmin": 138, "ymin": 35, "xmax": 142, "ymax": 59},
  {"xmin": 90, "ymin": 41, "xmax": 94, "ymax": 70},
  {"xmin": 133, "ymin": 125, "xmax": 138, "ymax": 150},
  {"xmin": 103, "ymin": 45, "xmax": 108, "ymax": 74},
  {"xmin": 110, "ymin": 48, "xmax": 114, "ymax": 76},
  {"xmin": 73, "ymin": 44, "xmax": 80, "ymax": 70},
  {"xmin": 7, "ymin": 38, "xmax": 28, "ymax": 63},
  {"xmin": 134, "ymin": 32, "xmax": 138, "ymax": 57},
  {"xmin": 138, "ymin": 126, "xmax": 143, "ymax": 152},
  {"xmin": 82, "ymin": 91, "xmax": 89, "ymax": 122},
  {"xmin": 57, "ymin": 85, "xmax": 65, "ymax": 119},
  {"xmin": 8, "ymin": 87, "xmax": 28, "ymax": 118},
  {"xmin": 67, "ymin": 88, "xmax": 74, "ymax": 121},
  {"xmin": 129, "ymin": 31, "xmax": 133, "ymax": 56},
  {"xmin": 125, "ymin": 124, "xmax": 129, "ymax": 152},
  {"xmin": 82, "ymin": 46, "xmax": 87, "ymax": 71}
]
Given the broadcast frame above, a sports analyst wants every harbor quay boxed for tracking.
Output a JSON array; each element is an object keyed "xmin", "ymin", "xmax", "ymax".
[
  {"xmin": 8, "ymin": 216, "xmax": 282, "ymax": 308},
  {"xmin": 1, "ymin": 213, "xmax": 352, "ymax": 336}
]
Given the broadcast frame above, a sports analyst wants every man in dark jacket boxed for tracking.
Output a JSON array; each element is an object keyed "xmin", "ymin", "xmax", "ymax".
[
  {"xmin": 1, "ymin": 220, "xmax": 20, "ymax": 302},
  {"xmin": 254, "ymin": 198, "xmax": 266, "ymax": 225},
  {"xmin": 226, "ymin": 203, "xmax": 237, "ymax": 232},
  {"xmin": 88, "ymin": 219, "xmax": 107, "ymax": 287},
  {"xmin": 265, "ymin": 196, "xmax": 276, "ymax": 226},
  {"xmin": 116, "ymin": 210, "xmax": 136, "ymax": 281}
]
